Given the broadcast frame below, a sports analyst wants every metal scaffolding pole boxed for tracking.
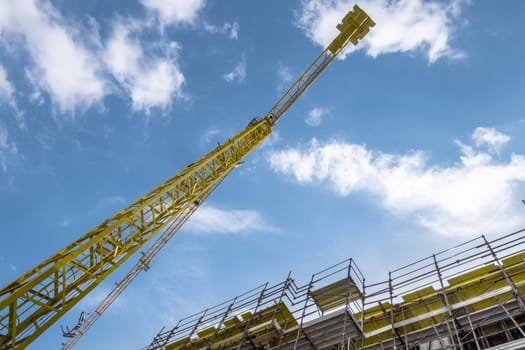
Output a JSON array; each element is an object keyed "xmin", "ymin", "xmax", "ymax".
[
  {"xmin": 482, "ymin": 234, "xmax": 525, "ymax": 312},
  {"xmin": 234, "ymin": 281, "xmax": 271, "ymax": 350},
  {"xmin": 204, "ymin": 297, "xmax": 238, "ymax": 350},
  {"xmin": 292, "ymin": 275, "xmax": 317, "ymax": 350},
  {"xmin": 433, "ymin": 254, "xmax": 464, "ymax": 350}
]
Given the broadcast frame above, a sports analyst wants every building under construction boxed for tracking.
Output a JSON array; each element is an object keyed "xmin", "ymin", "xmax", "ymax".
[{"xmin": 144, "ymin": 228, "xmax": 525, "ymax": 350}]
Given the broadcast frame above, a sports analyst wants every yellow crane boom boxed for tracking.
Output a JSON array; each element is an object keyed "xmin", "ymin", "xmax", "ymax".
[{"xmin": 0, "ymin": 6, "xmax": 374, "ymax": 349}]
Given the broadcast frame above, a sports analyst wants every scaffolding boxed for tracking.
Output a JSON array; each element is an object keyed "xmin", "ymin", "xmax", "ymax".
[{"xmin": 143, "ymin": 228, "xmax": 525, "ymax": 350}]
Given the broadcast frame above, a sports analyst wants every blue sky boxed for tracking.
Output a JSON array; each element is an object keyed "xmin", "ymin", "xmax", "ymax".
[{"xmin": 1, "ymin": 0, "xmax": 525, "ymax": 349}]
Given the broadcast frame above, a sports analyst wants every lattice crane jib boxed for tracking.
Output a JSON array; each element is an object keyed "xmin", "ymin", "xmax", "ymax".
[{"xmin": 0, "ymin": 5, "xmax": 374, "ymax": 350}]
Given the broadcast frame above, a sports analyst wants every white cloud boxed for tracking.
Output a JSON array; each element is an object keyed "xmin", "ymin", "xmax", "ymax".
[
  {"xmin": 277, "ymin": 65, "xmax": 293, "ymax": 92},
  {"xmin": 305, "ymin": 107, "xmax": 329, "ymax": 126},
  {"xmin": 0, "ymin": 64, "xmax": 14, "ymax": 104},
  {"xmin": 94, "ymin": 195, "xmax": 126, "ymax": 212},
  {"xmin": 140, "ymin": 0, "xmax": 205, "ymax": 26},
  {"xmin": 0, "ymin": 64, "xmax": 23, "ymax": 127},
  {"xmin": 268, "ymin": 129, "xmax": 525, "ymax": 237},
  {"xmin": 0, "ymin": 1, "xmax": 189, "ymax": 116},
  {"xmin": 203, "ymin": 22, "xmax": 239, "ymax": 40},
  {"xmin": 29, "ymin": 89, "xmax": 44, "ymax": 107},
  {"xmin": 260, "ymin": 130, "xmax": 282, "ymax": 149},
  {"xmin": 185, "ymin": 205, "xmax": 275, "ymax": 234},
  {"xmin": 130, "ymin": 60, "xmax": 184, "ymax": 112},
  {"xmin": 103, "ymin": 21, "xmax": 185, "ymax": 112},
  {"xmin": 454, "ymin": 140, "xmax": 491, "ymax": 168},
  {"xmin": 0, "ymin": 0, "xmax": 108, "ymax": 113},
  {"xmin": 296, "ymin": 0, "xmax": 466, "ymax": 62},
  {"xmin": 472, "ymin": 127, "xmax": 510, "ymax": 154},
  {"xmin": 200, "ymin": 128, "xmax": 220, "ymax": 144},
  {"xmin": 59, "ymin": 217, "xmax": 71, "ymax": 228},
  {"xmin": 103, "ymin": 22, "xmax": 142, "ymax": 81},
  {"xmin": 0, "ymin": 124, "xmax": 18, "ymax": 173},
  {"xmin": 76, "ymin": 283, "xmax": 126, "ymax": 311},
  {"xmin": 0, "ymin": 256, "xmax": 17, "ymax": 274},
  {"xmin": 224, "ymin": 56, "xmax": 247, "ymax": 83}
]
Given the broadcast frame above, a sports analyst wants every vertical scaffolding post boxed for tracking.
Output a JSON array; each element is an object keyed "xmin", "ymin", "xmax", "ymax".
[
  {"xmin": 432, "ymin": 254, "xmax": 464, "ymax": 350},
  {"xmin": 496, "ymin": 300, "xmax": 525, "ymax": 338},
  {"xmin": 266, "ymin": 272, "xmax": 294, "ymax": 348},
  {"xmin": 501, "ymin": 320, "xmax": 512, "ymax": 342},
  {"xmin": 402, "ymin": 308, "xmax": 409, "ymax": 348},
  {"xmin": 147, "ymin": 321, "xmax": 182, "ymax": 350},
  {"xmin": 341, "ymin": 259, "xmax": 353, "ymax": 349},
  {"xmin": 478, "ymin": 326, "xmax": 489, "ymax": 348},
  {"xmin": 146, "ymin": 326, "xmax": 165, "ymax": 350},
  {"xmin": 204, "ymin": 296, "xmax": 238, "ymax": 350},
  {"xmin": 180, "ymin": 309, "xmax": 208, "ymax": 350},
  {"xmin": 293, "ymin": 274, "xmax": 317, "ymax": 350},
  {"xmin": 457, "ymin": 289, "xmax": 481, "ymax": 350},
  {"xmin": 388, "ymin": 272, "xmax": 395, "ymax": 350},
  {"xmin": 360, "ymin": 276, "xmax": 366, "ymax": 350},
  {"xmin": 234, "ymin": 282, "xmax": 269, "ymax": 350},
  {"xmin": 431, "ymin": 325, "xmax": 447, "ymax": 350},
  {"xmin": 387, "ymin": 274, "xmax": 409, "ymax": 349},
  {"xmin": 464, "ymin": 309, "xmax": 481, "ymax": 350},
  {"xmin": 481, "ymin": 235, "xmax": 525, "ymax": 312}
]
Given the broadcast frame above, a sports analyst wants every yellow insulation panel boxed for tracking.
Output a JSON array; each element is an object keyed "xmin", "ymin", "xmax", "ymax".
[
  {"xmin": 166, "ymin": 337, "xmax": 188, "ymax": 350},
  {"xmin": 311, "ymin": 277, "xmax": 362, "ymax": 312},
  {"xmin": 402, "ymin": 286, "xmax": 436, "ymax": 302},
  {"xmin": 223, "ymin": 317, "xmax": 240, "ymax": 328},
  {"xmin": 363, "ymin": 314, "xmax": 391, "ymax": 334},
  {"xmin": 197, "ymin": 327, "xmax": 216, "ymax": 339},
  {"xmin": 356, "ymin": 302, "xmax": 390, "ymax": 320},
  {"xmin": 166, "ymin": 303, "xmax": 298, "ymax": 350},
  {"xmin": 502, "ymin": 251, "xmax": 525, "ymax": 267},
  {"xmin": 447, "ymin": 264, "xmax": 497, "ymax": 287}
]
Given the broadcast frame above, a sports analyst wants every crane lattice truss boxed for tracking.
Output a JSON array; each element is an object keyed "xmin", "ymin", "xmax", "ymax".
[
  {"xmin": 0, "ymin": 5, "xmax": 375, "ymax": 350},
  {"xmin": 144, "ymin": 228, "xmax": 525, "ymax": 350}
]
